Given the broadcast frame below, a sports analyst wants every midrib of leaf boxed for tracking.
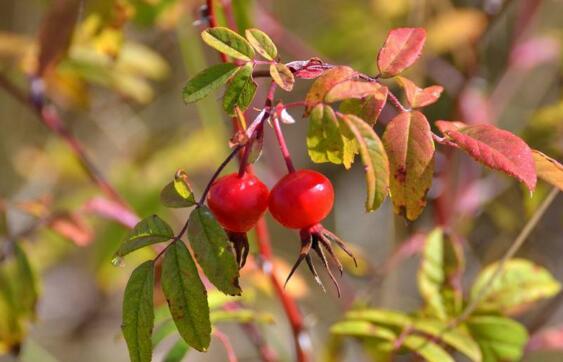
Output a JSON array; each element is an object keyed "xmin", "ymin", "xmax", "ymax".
[{"xmin": 170, "ymin": 242, "xmax": 205, "ymax": 348}]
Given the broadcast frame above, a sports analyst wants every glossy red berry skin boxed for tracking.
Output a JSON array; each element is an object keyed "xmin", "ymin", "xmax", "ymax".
[
  {"xmin": 269, "ymin": 169, "xmax": 334, "ymax": 229},
  {"xmin": 207, "ymin": 173, "xmax": 270, "ymax": 233}
]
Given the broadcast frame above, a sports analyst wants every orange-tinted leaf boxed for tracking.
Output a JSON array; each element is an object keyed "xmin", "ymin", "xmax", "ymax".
[
  {"xmin": 339, "ymin": 87, "xmax": 389, "ymax": 126},
  {"xmin": 49, "ymin": 213, "xmax": 93, "ymax": 246},
  {"xmin": 37, "ymin": 0, "xmax": 81, "ymax": 76},
  {"xmin": 383, "ymin": 111, "xmax": 435, "ymax": 220},
  {"xmin": 269, "ymin": 63, "xmax": 294, "ymax": 91},
  {"xmin": 324, "ymin": 81, "xmax": 385, "ymax": 104},
  {"xmin": 532, "ymin": 150, "xmax": 563, "ymax": 191},
  {"xmin": 377, "ymin": 28, "xmax": 426, "ymax": 78},
  {"xmin": 304, "ymin": 66, "xmax": 356, "ymax": 115},
  {"xmin": 396, "ymin": 76, "xmax": 443, "ymax": 108},
  {"xmin": 436, "ymin": 122, "xmax": 537, "ymax": 191}
]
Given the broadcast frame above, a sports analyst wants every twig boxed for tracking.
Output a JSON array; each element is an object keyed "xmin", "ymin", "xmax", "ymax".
[
  {"xmin": 0, "ymin": 73, "xmax": 130, "ymax": 209},
  {"xmin": 205, "ymin": 1, "xmax": 308, "ymax": 361},
  {"xmin": 452, "ymin": 187, "xmax": 559, "ymax": 326},
  {"xmin": 213, "ymin": 329, "xmax": 239, "ymax": 362}
]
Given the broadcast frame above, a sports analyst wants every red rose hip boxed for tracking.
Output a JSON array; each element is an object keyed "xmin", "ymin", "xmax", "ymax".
[
  {"xmin": 207, "ymin": 173, "xmax": 269, "ymax": 233},
  {"xmin": 269, "ymin": 169, "xmax": 334, "ymax": 229}
]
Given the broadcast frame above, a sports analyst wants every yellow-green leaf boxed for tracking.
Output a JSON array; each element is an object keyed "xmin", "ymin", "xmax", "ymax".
[
  {"xmin": 245, "ymin": 28, "xmax": 277, "ymax": 60},
  {"xmin": 470, "ymin": 259, "xmax": 561, "ymax": 315},
  {"xmin": 382, "ymin": 111, "xmax": 435, "ymax": 220},
  {"xmin": 160, "ymin": 169, "xmax": 196, "ymax": 208},
  {"xmin": 417, "ymin": 228, "xmax": 464, "ymax": 320},
  {"xmin": 307, "ymin": 104, "xmax": 346, "ymax": 166},
  {"xmin": 467, "ymin": 316, "xmax": 528, "ymax": 362},
  {"xmin": 269, "ymin": 63, "xmax": 294, "ymax": 91},
  {"xmin": 201, "ymin": 27, "xmax": 255, "ymax": 61},
  {"xmin": 339, "ymin": 114, "xmax": 389, "ymax": 211}
]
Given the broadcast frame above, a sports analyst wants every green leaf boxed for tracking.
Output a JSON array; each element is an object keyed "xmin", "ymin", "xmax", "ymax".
[
  {"xmin": 188, "ymin": 206, "xmax": 241, "ymax": 296},
  {"xmin": 223, "ymin": 64, "xmax": 257, "ymax": 115},
  {"xmin": 208, "ymin": 290, "xmax": 243, "ymax": 310},
  {"xmin": 201, "ymin": 27, "xmax": 255, "ymax": 61},
  {"xmin": 211, "ymin": 310, "xmax": 275, "ymax": 324},
  {"xmin": 345, "ymin": 309, "xmax": 482, "ymax": 362},
  {"xmin": 402, "ymin": 335, "xmax": 454, "ymax": 362},
  {"xmin": 467, "ymin": 316, "xmax": 528, "ymax": 362},
  {"xmin": 307, "ymin": 105, "xmax": 346, "ymax": 166},
  {"xmin": 339, "ymin": 113, "xmax": 390, "ymax": 211},
  {"xmin": 183, "ymin": 63, "xmax": 239, "ymax": 103},
  {"xmin": 116, "ymin": 215, "xmax": 174, "ymax": 258},
  {"xmin": 245, "ymin": 28, "xmax": 277, "ymax": 60},
  {"xmin": 470, "ymin": 258, "xmax": 561, "ymax": 315},
  {"xmin": 269, "ymin": 63, "xmax": 294, "ymax": 91},
  {"xmin": 12, "ymin": 244, "xmax": 38, "ymax": 319},
  {"xmin": 122, "ymin": 260, "xmax": 155, "ymax": 362},
  {"xmin": 412, "ymin": 319, "xmax": 482, "ymax": 362},
  {"xmin": 160, "ymin": 170, "xmax": 197, "ymax": 208},
  {"xmin": 163, "ymin": 339, "xmax": 189, "ymax": 362},
  {"xmin": 418, "ymin": 228, "xmax": 464, "ymax": 320},
  {"xmin": 382, "ymin": 111, "xmax": 435, "ymax": 220},
  {"xmin": 161, "ymin": 241, "xmax": 211, "ymax": 351},
  {"xmin": 0, "ymin": 244, "xmax": 39, "ymax": 353},
  {"xmin": 330, "ymin": 320, "xmax": 397, "ymax": 341}
]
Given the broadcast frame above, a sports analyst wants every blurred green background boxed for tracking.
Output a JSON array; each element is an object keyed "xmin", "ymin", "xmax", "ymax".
[{"xmin": 0, "ymin": 0, "xmax": 562, "ymax": 361}]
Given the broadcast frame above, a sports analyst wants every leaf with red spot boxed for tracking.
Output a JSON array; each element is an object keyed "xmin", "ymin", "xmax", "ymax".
[
  {"xmin": 287, "ymin": 58, "xmax": 326, "ymax": 79},
  {"xmin": 396, "ymin": 76, "xmax": 443, "ymax": 108},
  {"xmin": 377, "ymin": 28, "xmax": 426, "ymax": 78},
  {"xmin": 382, "ymin": 111, "xmax": 435, "ymax": 220},
  {"xmin": 435, "ymin": 121, "xmax": 537, "ymax": 191},
  {"xmin": 532, "ymin": 150, "xmax": 563, "ymax": 191},
  {"xmin": 304, "ymin": 66, "xmax": 356, "ymax": 115}
]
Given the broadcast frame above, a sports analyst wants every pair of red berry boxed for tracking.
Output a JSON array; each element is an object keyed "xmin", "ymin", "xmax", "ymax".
[
  {"xmin": 207, "ymin": 169, "xmax": 334, "ymax": 233},
  {"xmin": 207, "ymin": 168, "xmax": 353, "ymax": 295}
]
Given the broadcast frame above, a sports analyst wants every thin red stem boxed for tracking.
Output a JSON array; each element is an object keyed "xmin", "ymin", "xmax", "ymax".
[
  {"xmin": 204, "ymin": 2, "xmax": 307, "ymax": 361},
  {"xmin": 0, "ymin": 74, "xmax": 130, "ymax": 209},
  {"xmin": 206, "ymin": 0, "xmax": 228, "ymax": 63}
]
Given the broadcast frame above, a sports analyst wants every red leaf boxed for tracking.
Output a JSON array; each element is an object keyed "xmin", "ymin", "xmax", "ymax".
[
  {"xmin": 377, "ymin": 28, "xmax": 426, "ymax": 78},
  {"xmin": 436, "ymin": 121, "xmax": 537, "ymax": 191},
  {"xmin": 382, "ymin": 111, "xmax": 435, "ymax": 220},
  {"xmin": 396, "ymin": 76, "xmax": 443, "ymax": 108},
  {"xmin": 286, "ymin": 58, "xmax": 326, "ymax": 79},
  {"xmin": 527, "ymin": 326, "xmax": 563, "ymax": 352},
  {"xmin": 304, "ymin": 66, "xmax": 356, "ymax": 115}
]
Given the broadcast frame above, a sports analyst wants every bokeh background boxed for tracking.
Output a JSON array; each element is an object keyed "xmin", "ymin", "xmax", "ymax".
[{"xmin": 0, "ymin": 0, "xmax": 562, "ymax": 361}]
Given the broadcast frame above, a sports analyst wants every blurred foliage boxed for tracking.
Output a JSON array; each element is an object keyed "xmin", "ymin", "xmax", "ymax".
[{"xmin": 0, "ymin": 0, "xmax": 561, "ymax": 361}]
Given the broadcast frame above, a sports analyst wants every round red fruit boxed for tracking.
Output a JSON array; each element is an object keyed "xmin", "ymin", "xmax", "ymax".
[
  {"xmin": 269, "ymin": 169, "xmax": 334, "ymax": 229},
  {"xmin": 207, "ymin": 173, "xmax": 270, "ymax": 233}
]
